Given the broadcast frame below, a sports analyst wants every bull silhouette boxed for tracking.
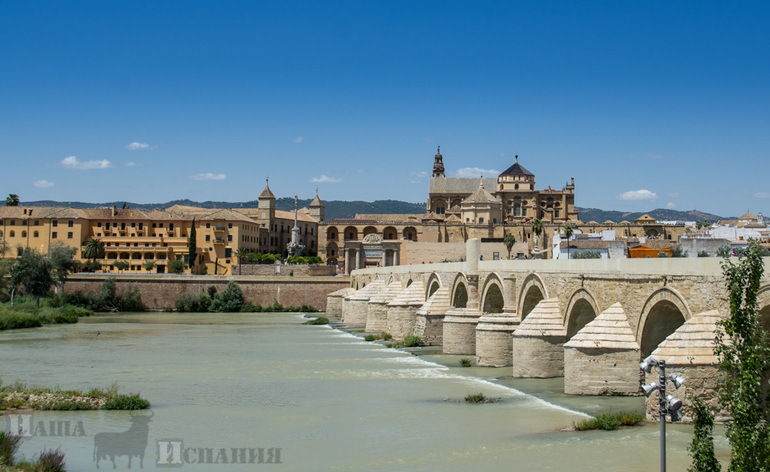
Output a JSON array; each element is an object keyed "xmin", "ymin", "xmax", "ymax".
[{"xmin": 93, "ymin": 410, "xmax": 153, "ymax": 469}]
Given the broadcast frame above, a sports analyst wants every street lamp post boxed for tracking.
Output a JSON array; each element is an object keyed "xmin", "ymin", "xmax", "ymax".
[{"xmin": 640, "ymin": 357, "xmax": 685, "ymax": 472}]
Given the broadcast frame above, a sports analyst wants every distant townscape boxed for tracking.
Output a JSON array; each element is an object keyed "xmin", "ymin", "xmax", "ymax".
[{"xmin": 2, "ymin": 148, "xmax": 767, "ymax": 275}]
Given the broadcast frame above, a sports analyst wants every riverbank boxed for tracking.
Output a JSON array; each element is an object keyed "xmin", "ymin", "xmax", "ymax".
[
  {"xmin": 0, "ymin": 382, "xmax": 150, "ymax": 411},
  {"xmin": 0, "ymin": 301, "xmax": 92, "ymax": 331}
]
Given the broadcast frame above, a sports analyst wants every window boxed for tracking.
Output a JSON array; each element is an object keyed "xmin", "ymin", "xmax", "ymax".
[
  {"xmin": 153, "ymin": 223, "xmax": 157, "ymax": 228},
  {"xmin": 169, "ymin": 223, "xmax": 174, "ymax": 230},
  {"xmin": 205, "ymin": 235, "xmax": 211, "ymax": 242},
  {"xmin": 33, "ymin": 231, "xmax": 39, "ymax": 238},
  {"xmin": 67, "ymin": 232, "xmax": 73, "ymax": 239},
  {"xmin": 479, "ymin": 218, "xmax": 484, "ymax": 224},
  {"xmin": 139, "ymin": 223, "xmax": 143, "ymax": 230},
  {"xmin": 514, "ymin": 203, "xmax": 521, "ymax": 216},
  {"xmin": 228, "ymin": 223, "xmax": 232, "ymax": 229},
  {"xmin": 225, "ymin": 248, "xmax": 232, "ymax": 257},
  {"xmin": 10, "ymin": 220, "xmax": 15, "ymax": 226},
  {"xmin": 106, "ymin": 222, "xmax": 111, "ymax": 229},
  {"xmin": 51, "ymin": 232, "xmax": 56, "ymax": 239},
  {"xmin": 68, "ymin": 221, "xmax": 73, "ymax": 227},
  {"xmin": 21, "ymin": 231, "xmax": 27, "ymax": 237},
  {"xmin": 159, "ymin": 223, "xmax": 164, "ymax": 228},
  {"xmin": 53, "ymin": 221, "xmax": 59, "ymax": 227},
  {"xmin": 131, "ymin": 222, "xmax": 136, "ymax": 227},
  {"xmin": 227, "ymin": 235, "xmax": 232, "ymax": 242},
  {"xmin": 121, "ymin": 223, "xmax": 126, "ymax": 230},
  {"xmin": 34, "ymin": 220, "xmax": 40, "ymax": 226},
  {"xmin": 10, "ymin": 231, "xmax": 15, "ymax": 237}
]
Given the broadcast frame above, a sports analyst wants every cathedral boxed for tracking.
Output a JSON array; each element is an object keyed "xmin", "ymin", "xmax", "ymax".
[{"xmin": 426, "ymin": 146, "xmax": 578, "ymax": 225}]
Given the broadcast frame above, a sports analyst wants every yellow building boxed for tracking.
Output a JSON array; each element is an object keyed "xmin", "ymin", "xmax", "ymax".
[{"xmin": 0, "ymin": 181, "xmax": 322, "ymax": 275}]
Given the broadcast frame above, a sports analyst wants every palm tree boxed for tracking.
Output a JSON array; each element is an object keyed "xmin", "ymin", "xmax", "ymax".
[
  {"xmin": 503, "ymin": 232, "xmax": 516, "ymax": 259},
  {"xmin": 531, "ymin": 218, "xmax": 543, "ymax": 250},
  {"xmin": 563, "ymin": 224, "xmax": 574, "ymax": 259},
  {"xmin": 5, "ymin": 194, "xmax": 19, "ymax": 206},
  {"xmin": 84, "ymin": 238, "xmax": 105, "ymax": 263},
  {"xmin": 235, "ymin": 247, "xmax": 250, "ymax": 275}
]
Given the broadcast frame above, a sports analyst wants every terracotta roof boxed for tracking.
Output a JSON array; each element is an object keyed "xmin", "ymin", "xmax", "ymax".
[
  {"xmin": 309, "ymin": 191, "xmax": 323, "ymax": 207},
  {"xmin": 739, "ymin": 211, "xmax": 756, "ymax": 220},
  {"xmin": 259, "ymin": 179, "xmax": 275, "ymax": 199},
  {"xmin": 429, "ymin": 177, "xmax": 497, "ymax": 194},
  {"xmin": 463, "ymin": 180, "xmax": 500, "ymax": 205}
]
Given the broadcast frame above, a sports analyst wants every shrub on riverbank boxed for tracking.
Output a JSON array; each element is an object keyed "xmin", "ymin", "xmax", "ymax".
[
  {"xmin": 174, "ymin": 282, "xmax": 317, "ymax": 313},
  {"xmin": 304, "ymin": 317, "xmax": 329, "ymax": 325},
  {"xmin": 403, "ymin": 334, "xmax": 422, "ymax": 347},
  {"xmin": 460, "ymin": 358, "xmax": 472, "ymax": 367},
  {"xmin": 0, "ymin": 431, "xmax": 66, "ymax": 472},
  {"xmin": 572, "ymin": 411, "xmax": 644, "ymax": 431},
  {"xmin": 50, "ymin": 277, "xmax": 145, "ymax": 312},
  {"xmin": 0, "ymin": 381, "xmax": 150, "ymax": 411},
  {"xmin": 465, "ymin": 393, "xmax": 487, "ymax": 404},
  {"xmin": 0, "ymin": 299, "xmax": 92, "ymax": 331}
]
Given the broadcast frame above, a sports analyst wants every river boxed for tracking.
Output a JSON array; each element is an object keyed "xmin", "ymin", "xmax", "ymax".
[{"xmin": 0, "ymin": 313, "xmax": 728, "ymax": 471}]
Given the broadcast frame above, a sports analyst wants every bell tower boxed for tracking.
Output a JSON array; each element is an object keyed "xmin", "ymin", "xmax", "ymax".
[{"xmin": 432, "ymin": 146, "xmax": 445, "ymax": 178}]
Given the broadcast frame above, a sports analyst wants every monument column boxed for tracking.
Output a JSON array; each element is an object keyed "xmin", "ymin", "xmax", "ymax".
[
  {"xmin": 356, "ymin": 249, "xmax": 363, "ymax": 271},
  {"xmin": 345, "ymin": 248, "xmax": 351, "ymax": 275}
]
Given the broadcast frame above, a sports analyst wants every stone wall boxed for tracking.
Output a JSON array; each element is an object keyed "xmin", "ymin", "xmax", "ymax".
[
  {"xmin": 63, "ymin": 274, "xmax": 348, "ymax": 311},
  {"xmin": 564, "ymin": 347, "xmax": 642, "ymax": 395},
  {"xmin": 644, "ymin": 366, "xmax": 728, "ymax": 423},
  {"xmin": 231, "ymin": 264, "xmax": 336, "ymax": 277},
  {"xmin": 512, "ymin": 336, "xmax": 565, "ymax": 378},
  {"xmin": 679, "ymin": 238, "xmax": 731, "ymax": 258}
]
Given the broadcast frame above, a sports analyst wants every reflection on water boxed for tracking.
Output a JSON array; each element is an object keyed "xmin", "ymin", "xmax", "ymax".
[{"xmin": 0, "ymin": 313, "xmax": 728, "ymax": 471}]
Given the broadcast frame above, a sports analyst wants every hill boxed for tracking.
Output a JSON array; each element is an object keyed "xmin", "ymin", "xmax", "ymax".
[
  {"xmin": 576, "ymin": 207, "xmax": 727, "ymax": 224},
  {"xmin": 22, "ymin": 198, "xmax": 427, "ymax": 221}
]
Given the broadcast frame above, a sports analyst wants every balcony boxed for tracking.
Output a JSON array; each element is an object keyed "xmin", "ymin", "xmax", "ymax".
[{"xmin": 214, "ymin": 223, "xmax": 225, "ymax": 233}]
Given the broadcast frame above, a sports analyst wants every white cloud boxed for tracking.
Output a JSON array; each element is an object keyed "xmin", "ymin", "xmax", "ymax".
[
  {"xmin": 293, "ymin": 136, "xmax": 303, "ymax": 143},
  {"xmin": 665, "ymin": 202, "xmax": 676, "ymax": 209},
  {"xmin": 125, "ymin": 161, "xmax": 140, "ymax": 167},
  {"xmin": 410, "ymin": 171, "xmax": 429, "ymax": 178},
  {"xmin": 61, "ymin": 156, "xmax": 113, "ymax": 170},
  {"xmin": 455, "ymin": 167, "xmax": 501, "ymax": 178},
  {"xmin": 189, "ymin": 173, "xmax": 226, "ymax": 181},
  {"xmin": 126, "ymin": 142, "xmax": 151, "ymax": 151},
  {"xmin": 33, "ymin": 180, "xmax": 54, "ymax": 188},
  {"xmin": 755, "ymin": 192, "xmax": 770, "ymax": 198},
  {"xmin": 617, "ymin": 189, "xmax": 658, "ymax": 201},
  {"xmin": 310, "ymin": 175, "xmax": 342, "ymax": 183}
]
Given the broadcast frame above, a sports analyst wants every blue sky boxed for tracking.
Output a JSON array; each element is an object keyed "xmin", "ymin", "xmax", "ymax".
[{"xmin": 1, "ymin": 1, "xmax": 768, "ymax": 217}]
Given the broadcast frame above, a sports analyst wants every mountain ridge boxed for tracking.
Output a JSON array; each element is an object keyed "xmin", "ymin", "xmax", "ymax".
[{"xmin": 16, "ymin": 199, "xmax": 744, "ymax": 223}]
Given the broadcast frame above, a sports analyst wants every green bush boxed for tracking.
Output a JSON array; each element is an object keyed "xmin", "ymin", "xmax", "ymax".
[
  {"xmin": 382, "ymin": 333, "xmax": 393, "ymax": 341},
  {"xmin": 34, "ymin": 448, "xmax": 67, "ymax": 472},
  {"xmin": 616, "ymin": 411, "xmax": 644, "ymax": 426},
  {"xmin": 209, "ymin": 281, "xmax": 244, "ymax": 312},
  {"xmin": 465, "ymin": 393, "xmax": 486, "ymax": 404},
  {"xmin": 103, "ymin": 394, "xmax": 151, "ymax": 411},
  {"xmin": 403, "ymin": 334, "xmax": 422, "ymax": 347},
  {"xmin": 595, "ymin": 413, "xmax": 620, "ymax": 430},
  {"xmin": 460, "ymin": 358, "xmax": 472, "ymax": 367},
  {"xmin": 572, "ymin": 411, "xmax": 642, "ymax": 431},
  {"xmin": 697, "ymin": 251, "xmax": 710, "ymax": 258},
  {"xmin": 0, "ymin": 431, "xmax": 22, "ymax": 466},
  {"xmin": 364, "ymin": 334, "xmax": 377, "ymax": 341},
  {"xmin": 0, "ymin": 310, "xmax": 42, "ymax": 330},
  {"xmin": 304, "ymin": 317, "xmax": 329, "ymax": 325}
]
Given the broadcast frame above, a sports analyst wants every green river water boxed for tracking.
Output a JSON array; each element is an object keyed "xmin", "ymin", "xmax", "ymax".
[{"xmin": 0, "ymin": 313, "xmax": 729, "ymax": 471}]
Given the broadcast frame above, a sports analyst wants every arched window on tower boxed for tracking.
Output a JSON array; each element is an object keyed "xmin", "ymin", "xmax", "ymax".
[{"xmin": 514, "ymin": 203, "xmax": 521, "ymax": 217}]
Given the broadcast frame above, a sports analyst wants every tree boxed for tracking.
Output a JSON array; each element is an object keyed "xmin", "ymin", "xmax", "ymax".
[
  {"xmin": 563, "ymin": 224, "xmax": 574, "ymax": 259},
  {"xmin": 531, "ymin": 218, "xmax": 543, "ymax": 249},
  {"xmin": 235, "ymin": 247, "xmax": 250, "ymax": 275},
  {"xmin": 714, "ymin": 242, "xmax": 770, "ymax": 471},
  {"xmin": 143, "ymin": 260, "xmax": 156, "ymax": 273},
  {"xmin": 114, "ymin": 260, "xmax": 129, "ymax": 273},
  {"xmin": 169, "ymin": 259, "xmax": 186, "ymax": 274},
  {"xmin": 688, "ymin": 397, "xmax": 721, "ymax": 472},
  {"xmin": 84, "ymin": 238, "xmax": 105, "ymax": 263},
  {"xmin": 5, "ymin": 194, "xmax": 19, "ymax": 206},
  {"xmin": 48, "ymin": 243, "xmax": 79, "ymax": 290},
  {"xmin": 502, "ymin": 233, "xmax": 516, "ymax": 259},
  {"xmin": 188, "ymin": 219, "xmax": 197, "ymax": 274},
  {"xmin": 10, "ymin": 248, "xmax": 54, "ymax": 306}
]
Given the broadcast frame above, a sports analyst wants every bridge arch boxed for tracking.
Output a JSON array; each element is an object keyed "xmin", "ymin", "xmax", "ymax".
[
  {"xmin": 426, "ymin": 272, "xmax": 442, "ymax": 299},
  {"xmin": 481, "ymin": 273, "xmax": 505, "ymax": 314},
  {"xmin": 637, "ymin": 287, "xmax": 692, "ymax": 358},
  {"xmin": 565, "ymin": 289, "xmax": 600, "ymax": 340},
  {"xmin": 518, "ymin": 273, "xmax": 548, "ymax": 320},
  {"xmin": 451, "ymin": 274, "xmax": 469, "ymax": 308}
]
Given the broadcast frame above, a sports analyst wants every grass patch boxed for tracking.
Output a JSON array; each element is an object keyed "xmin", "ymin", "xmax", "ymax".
[
  {"xmin": 364, "ymin": 334, "xmax": 378, "ymax": 342},
  {"xmin": 0, "ymin": 431, "xmax": 66, "ymax": 471},
  {"xmin": 460, "ymin": 358, "xmax": 472, "ymax": 367},
  {"xmin": 0, "ymin": 301, "xmax": 92, "ymax": 331},
  {"xmin": 0, "ymin": 380, "xmax": 150, "ymax": 411},
  {"xmin": 304, "ymin": 316, "xmax": 329, "ymax": 325},
  {"xmin": 464, "ymin": 393, "xmax": 487, "ymax": 404},
  {"xmin": 382, "ymin": 333, "xmax": 393, "ymax": 341},
  {"xmin": 403, "ymin": 334, "xmax": 422, "ymax": 347},
  {"xmin": 572, "ymin": 411, "xmax": 645, "ymax": 431}
]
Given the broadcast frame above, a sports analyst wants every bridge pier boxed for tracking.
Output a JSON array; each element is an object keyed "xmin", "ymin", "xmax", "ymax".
[
  {"xmin": 366, "ymin": 281, "xmax": 403, "ymax": 333},
  {"xmin": 344, "ymin": 279, "xmax": 386, "ymax": 329},
  {"xmin": 475, "ymin": 312, "xmax": 518, "ymax": 367},
  {"xmin": 511, "ymin": 299, "xmax": 566, "ymax": 378},
  {"xmin": 326, "ymin": 287, "xmax": 355, "ymax": 319},
  {"xmin": 414, "ymin": 287, "xmax": 451, "ymax": 346},
  {"xmin": 386, "ymin": 281, "xmax": 425, "ymax": 340}
]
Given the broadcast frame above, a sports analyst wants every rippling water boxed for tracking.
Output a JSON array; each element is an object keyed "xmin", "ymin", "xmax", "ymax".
[{"xmin": 0, "ymin": 313, "xmax": 728, "ymax": 471}]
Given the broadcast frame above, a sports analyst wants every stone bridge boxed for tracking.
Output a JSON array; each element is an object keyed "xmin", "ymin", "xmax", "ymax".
[{"xmin": 327, "ymin": 240, "xmax": 770, "ymax": 421}]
